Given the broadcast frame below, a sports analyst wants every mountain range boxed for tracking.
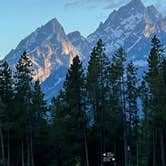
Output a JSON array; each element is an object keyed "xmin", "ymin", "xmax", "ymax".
[{"xmin": 4, "ymin": 0, "xmax": 166, "ymax": 100}]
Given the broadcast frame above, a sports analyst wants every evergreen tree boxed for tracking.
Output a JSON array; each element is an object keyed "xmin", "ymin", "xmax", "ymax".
[
  {"xmin": 52, "ymin": 55, "xmax": 89, "ymax": 166},
  {"xmin": 108, "ymin": 47, "xmax": 127, "ymax": 166},
  {"xmin": 51, "ymin": 91, "xmax": 76, "ymax": 166},
  {"xmin": 0, "ymin": 61, "xmax": 14, "ymax": 166},
  {"xmin": 139, "ymin": 81, "xmax": 152, "ymax": 166},
  {"xmin": 145, "ymin": 35, "xmax": 165, "ymax": 166},
  {"xmin": 64, "ymin": 55, "xmax": 88, "ymax": 166},
  {"xmin": 14, "ymin": 51, "xmax": 34, "ymax": 166},
  {"xmin": 32, "ymin": 80, "xmax": 47, "ymax": 128},
  {"xmin": 0, "ymin": 97, "xmax": 6, "ymax": 166},
  {"xmin": 0, "ymin": 61, "xmax": 13, "ymax": 102},
  {"xmin": 31, "ymin": 80, "xmax": 48, "ymax": 166},
  {"xmin": 87, "ymin": 39, "xmax": 110, "ymax": 166},
  {"xmin": 126, "ymin": 62, "xmax": 139, "ymax": 165}
]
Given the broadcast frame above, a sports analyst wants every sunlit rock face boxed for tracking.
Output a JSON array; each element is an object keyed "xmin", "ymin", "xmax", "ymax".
[
  {"xmin": 67, "ymin": 31, "xmax": 91, "ymax": 66},
  {"xmin": 4, "ymin": 18, "xmax": 83, "ymax": 100},
  {"xmin": 143, "ymin": 24, "xmax": 156, "ymax": 38}
]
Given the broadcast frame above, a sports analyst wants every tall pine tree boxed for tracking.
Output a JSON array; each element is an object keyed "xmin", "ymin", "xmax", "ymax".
[
  {"xmin": 145, "ymin": 35, "xmax": 165, "ymax": 166},
  {"xmin": 52, "ymin": 55, "xmax": 89, "ymax": 166},
  {"xmin": 87, "ymin": 39, "xmax": 110, "ymax": 166},
  {"xmin": 126, "ymin": 62, "xmax": 139, "ymax": 166},
  {"xmin": 14, "ymin": 51, "xmax": 34, "ymax": 166},
  {"xmin": 0, "ymin": 61, "xmax": 14, "ymax": 166}
]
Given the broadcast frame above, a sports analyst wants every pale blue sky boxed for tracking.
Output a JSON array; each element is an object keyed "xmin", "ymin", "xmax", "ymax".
[{"xmin": 0, "ymin": 0, "xmax": 166, "ymax": 58}]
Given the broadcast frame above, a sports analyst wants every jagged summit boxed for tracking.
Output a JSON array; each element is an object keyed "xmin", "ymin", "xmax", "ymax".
[
  {"xmin": 67, "ymin": 31, "xmax": 90, "ymax": 65},
  {"xmin": 88, "ymin": 0, "xmax": 164, "ymax": 42},
  {"xmin": 43, "ymin": 18, "xmax": 65, "ymax": 36},
  {"xmin": 47, "ymin": 18, "xmax": 61, "ymax": 26},
  {"xmin": 119, "ymin": 0, "xmax": 145, "ymax": 14},
  {"xmin": 128, "ymin": 0, "xmax": 144, "ymax": 8},
  {"xmin": 88, "ymin": 0, "xmax": 146, "ymax": 41},
  {"xmin": 146, "ymin": 5, "xmax": 162, "ymax": 22},
  {"xmin": 68, "ymin": 31, "xmax": 81, "ymax": 38}
]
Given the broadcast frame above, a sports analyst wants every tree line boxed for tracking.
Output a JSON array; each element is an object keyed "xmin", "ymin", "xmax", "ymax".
[{"xmin": 0, "ymin": 35, "xmax": 166, "ymax": 166}]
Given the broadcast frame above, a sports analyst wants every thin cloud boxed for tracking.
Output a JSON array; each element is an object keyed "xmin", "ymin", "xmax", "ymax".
[
  {"xmin": 64, "ymin": 0, "xmax": 127, "ymax": 8},
  {"xmin": 64, "ymin": 0, "xmax": 166, "ymax": 15},
  {"xmin": 103, "ymin": 0, "xmax": 129, "ymax": 10},
  {"xmin": 64, "ymin": 0, "xmax": 109, "ymax": 9},
  {"xmin": 64, "ymin": 0, "xmax": 81, "ymax": 8},
  {"xmin": 103, "ymin": 0, "xmax": 166, "ymax": 15}
]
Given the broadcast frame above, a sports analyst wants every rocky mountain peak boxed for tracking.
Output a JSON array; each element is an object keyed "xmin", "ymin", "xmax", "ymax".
[
  {"xmin": 68, "ymin": 31, "xmax": 82, "ymax": 39},
  {"xmin": 4, "ymin": 18, "xmax": 81, "ymax": 99},
  {"xmin": 87, "ymin": 0, "xmax": 146, "ymax": 45},
  {"xmin": 146, "ymin": 5, "xmax": 162, "ymax": 22},
  {"xmin": 67, "ymin": 31, "xmax": 91, "ymax": 65},
  {"xmin": 43, "ymin": 18, "xmax": 65, "ymax": 36},
  {"xmin": 128, "ymin": 0, "xmax": 144, "ymax": 9},
  {"xmin": 119, "ymin": 0, "xmax": 145, "ymax": 16},
  {"xmin": 102, "ymin": 1, "xmax": 144, "ymax": 30}
]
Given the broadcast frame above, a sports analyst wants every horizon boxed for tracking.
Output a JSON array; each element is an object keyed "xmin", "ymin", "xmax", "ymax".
[{"xmin": 0, "ymin": 0, "xmax": 166, "ymax": 59}]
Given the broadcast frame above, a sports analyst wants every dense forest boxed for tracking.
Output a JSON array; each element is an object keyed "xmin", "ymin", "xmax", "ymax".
[{"xmin": 0, "ymin": 35, "xmax": 166, "ymax": 166}]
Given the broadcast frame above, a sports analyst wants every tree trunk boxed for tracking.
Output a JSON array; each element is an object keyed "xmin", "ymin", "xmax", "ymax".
[
  {"xmin": 30, "ymin": 132, "xmax": 35, "ymax": 166},
  {"xmin": 124, "ymin": 130, "xmax": 128, "ymax": 166},
  {"xmin": 121, "ymin": 76, "xmax": 128, "ymax": 166},
  {"xmin": 153, "ymin": 129, "xmax": 156, "ymax": 166},
  {"xmin": 84, "ymin": 131, "xmax": 89, "ymax": 166},
  {"xmin": 160, "ymin": 128, "xmax": 165, "ymax": 166},
  {"xmin": 101, "ymin": 106, "xmax": 105, "ymax": 166},
  {"xmin": 122, "ymin": 93, "xmax": 128, "ymax": 166},
  {"xmin": 27, "ymin": 135, "xmax": 30, "ymax": 166},
  {"xmin": 0, "ymin": 128, "xmax": 5, "ymax": 166},
  {"xmin": 21, "ymin": 139, "xmax": 25, "ymax": 166},
  {"xmin": 7, "ymin": 130, "xmax": 10, "ymax": 166},
  {"xmin": 136, "ymin": 141, "xmax": 139, "ymax": 166}
]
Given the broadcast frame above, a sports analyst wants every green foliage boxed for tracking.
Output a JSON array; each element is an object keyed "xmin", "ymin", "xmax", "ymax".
[
  {"xmin": 142, "ymin": 35, "xmax": 166, "ymax": 166},
  {"xmin": 0, "ymin": 61, "xmax": 14, "ymax": 128},
  {"xmin": 51, "ymin": 55, "xmax": 88, "ymax": 166},
  {"xmin": 0, "ymin": 36, "xmax": 166, "ymax": 166}
]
